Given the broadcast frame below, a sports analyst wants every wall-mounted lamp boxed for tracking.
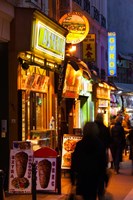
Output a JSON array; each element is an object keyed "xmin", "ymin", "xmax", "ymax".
[
  {"xmin": 18, "ymin": 57, "xmax": 30, "ymax": 70},
  {"xmin": 69, "ymin": 45, "xmax": 76, "ymax": 52}
]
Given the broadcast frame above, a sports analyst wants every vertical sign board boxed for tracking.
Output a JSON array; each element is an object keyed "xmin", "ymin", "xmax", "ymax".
[
  {"xmin": 9, "ymin": 149, "xmax": 33, "ymax": 194},
  {"xmin": 34, "ymin": 147, "xmax": 57, "ymax": 192},
  {"xmin": 83, "ymin": 34, "xmax": 96, "ymax": 62},
  {"xmin": 61, "ymin": 134, "xmax": 82, "ymax": 169},
  {"xmin": 108, "ymin": 32, "xmax": 116, "ymax": 76}
]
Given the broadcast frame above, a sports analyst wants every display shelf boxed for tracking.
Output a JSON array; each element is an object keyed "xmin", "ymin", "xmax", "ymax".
[{"xmin": 29, "ymin": 129, "xmax": 56, "ymax": 150}]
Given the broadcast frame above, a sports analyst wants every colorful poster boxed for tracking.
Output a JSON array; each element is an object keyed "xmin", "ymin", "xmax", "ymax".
[
  {"xmin": 61, "ymin": 134, "xmax": 82, "ymax": 169},
  {"xmin": 9, "ymin": 149, "xmax": 33, "ymax": 194},
  {"xmin": 13, "ymin": 141, "xmax": 32, "ymax": 150},
  {"xmin": 34, "ymin": 157, "xmax": 56, "ymax": 191},
  {"xmin": 62, "ymin": 64, "xmax": 82, "ymax": 98}
]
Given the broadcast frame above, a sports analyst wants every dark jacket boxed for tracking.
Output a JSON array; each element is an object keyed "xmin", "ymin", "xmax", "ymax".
[
  {"xmin": 71, "ymin": 135, "xmax": 106, "ymax": 197},
  {"xmin": 110, "ymin": 122, "xmax": 125, "ymax": 163},
  {"xmin": 95, "ymin": 121, "xmax": 111, "ymax": 150},
  {"xmin": 110, "ymin": 122, "xmax": 125, "ymax": 147}
]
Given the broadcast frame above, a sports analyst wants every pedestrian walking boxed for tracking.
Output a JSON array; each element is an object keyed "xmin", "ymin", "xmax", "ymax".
[
  {"xmin": 110, "ymin": 116, "xmax": 126, "ymax": 174},
  {"xmin": 95, "ymin": 113, "xmax": 112, "ymax": 200},
  {"xmin": 70, "ymin": 121, "xmax": 106, "ymax": 200},
  {"xmin": 122, "ymin": 113, "xmax": 131, "ymax": 155},
  {"xmin": 127, "ymin": 128, "xmax": 133, "ymax": 175}
]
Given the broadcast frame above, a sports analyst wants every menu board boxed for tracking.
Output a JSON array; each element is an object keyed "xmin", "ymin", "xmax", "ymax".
[
  {"xmin": 9, "ymin": 149, "xmax": 33, "ymax": 194},
  {"xmin": 61, "ymin": 134, "xmax": 82, "ymax": 169},
  {"xmin": 34, "ymin": 157, "xmax": 56, "ymax": 191}
]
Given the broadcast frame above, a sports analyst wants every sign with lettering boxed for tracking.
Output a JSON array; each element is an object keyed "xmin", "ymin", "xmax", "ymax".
[
  {"xmin": 61, "ymin": 134, "xmax": 82, "ymax": 169},
  {"xmin": 108, "ymin": 32, "xmax": 116, "ymax": 76},
  {"xmin": 32, "ymin": 20, "xmax": 66, "ymax": 62},
  {"xmin": 9, "ymin": 150, "xmax": 33, "ymax": 194},
  {"xmin": 83, "ymin": 34, "xmax": 96, "ymax": 62},
  {"xmin": 59, "ymin": 12, "xmax": 89, "ymax": 44}
]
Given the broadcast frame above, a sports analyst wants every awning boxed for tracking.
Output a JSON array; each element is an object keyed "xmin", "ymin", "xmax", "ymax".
[
  {"xmin": 118, "ymin": 53, "xmax": 133, "ymax": 61},
  {"xmin": 66, "ymin": 56, "xmax": 92, "ymax": 80},
  {"xmin": 114, "ymin": 82, "xmax": 133, "ymax": 95}
]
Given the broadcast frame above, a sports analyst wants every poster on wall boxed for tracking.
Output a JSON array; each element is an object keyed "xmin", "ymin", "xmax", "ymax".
[
  {"xmin": 61, "ymin": 134, "xmax": 82, "ymax": 169},
  {"xmin": 34, "ymin": 157, "xmax": 56, "ymax": 191},
  {"xmin": 62, "ymin": 64, "xmax": 82, "ymax": 98},
  {"xmin": 9, "ymin": 149, "xmax": 33, "ymax": 194}
]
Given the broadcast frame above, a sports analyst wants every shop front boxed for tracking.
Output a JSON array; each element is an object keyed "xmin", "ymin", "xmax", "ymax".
[
  {"xmin": 92, "ymin": 82, "xmax": 112, "ymax": 127},
  {"xmin": 59, "ymin": 58, "xmax": 93, "ymax": 136},
  {"xmin": 9, "ymin": 8, "xmax": 67, "ymax": 151},
  {"xmin": 110, "ymin": 93, "xmax": 122, "ymax": 117}
]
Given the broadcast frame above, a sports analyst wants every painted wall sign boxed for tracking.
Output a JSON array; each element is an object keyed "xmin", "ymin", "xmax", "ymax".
[
  {"xmin": 108, "ymin": 32, "xmax": 116, "ymax": 76},
  {"xmin": 32, "ymin": 20, "xmax": 66, "ymax": 61},
  {"xmin": 59, "ymin": 12, "xmax": 89, "ymax": 44}
]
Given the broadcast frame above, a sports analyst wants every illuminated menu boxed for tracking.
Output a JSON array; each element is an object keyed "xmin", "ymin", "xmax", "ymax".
[{"xmin": 61, "ymin": 134, "xmax": 82, "ymax": 169}]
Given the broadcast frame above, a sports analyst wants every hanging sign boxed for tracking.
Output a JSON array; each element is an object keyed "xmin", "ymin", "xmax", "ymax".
[
  {"xmin": 83, "ymin": 34, "xmax": 96, "ymax": 62},
  {"xmin": 108, "ymin": 32, "xmax": 116, "ymax": 76},
  {"xmin": 59, "ymin": 12, "xmax": 89, "ymax": 44}
]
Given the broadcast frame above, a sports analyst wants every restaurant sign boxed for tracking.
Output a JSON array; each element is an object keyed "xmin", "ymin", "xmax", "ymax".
[
  {"xmin": 108, "ymin": 32, "xmax": 116, "ymax": 76},
  {"xmin": 32, "ymin": 19, "xmax": 66, "ymax": 62},
  {"xmin": 59, "ymin": 12, "xmax": 89, "ymax": 44}
]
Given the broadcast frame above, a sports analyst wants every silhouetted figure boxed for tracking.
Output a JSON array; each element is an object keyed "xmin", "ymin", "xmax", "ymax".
[
  {"xmin": 71, "ymin": 122, "xmax": 106, "ymax": 200},
  {"xmin": 95, "ymin": 113, "xmax": 112, "ymax": 199},
  {"xmin": 122, "ymin": 114, "xmax": 131, "ymax": 155},
  {"xmin": 127, "ymin": 128, "xmax": 133, "ymax": 175},
  {"xmin": 110, "ymin": 116, "xmax": 125, "ymax": 174}
]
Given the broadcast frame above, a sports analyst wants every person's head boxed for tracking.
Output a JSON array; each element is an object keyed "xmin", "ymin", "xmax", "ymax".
[
  {"xmin": 83, "ymin": 121, "xmax": 99, "ymax": 138},
  {"xmin": 124, "ymin": 114, "xmax": 130, "ymax": 121},
  {"xmin": 115, "ymin": 116, "xmax": 122, "ymax": 124},
  {"xmin": 95, "ymin": 113, "xmax": 104, "ymax": 123}
]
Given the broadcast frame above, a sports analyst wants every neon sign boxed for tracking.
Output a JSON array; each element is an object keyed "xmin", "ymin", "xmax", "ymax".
[
  {"xmin": 32, "ymin": 20, "xmax": 66, "ymax": 61},
  {"xmin": 108, "ymin": 32, "xmax": 116, "ymax": 76}
]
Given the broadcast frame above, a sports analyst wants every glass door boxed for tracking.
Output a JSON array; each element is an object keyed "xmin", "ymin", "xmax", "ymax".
[
  {"xmin": 30, "ymin": 92, "xmax": 47, "ymax": 130},
  {"xmin": 19, "ymin": 90, "xmax": 47, "ymax": 141}
]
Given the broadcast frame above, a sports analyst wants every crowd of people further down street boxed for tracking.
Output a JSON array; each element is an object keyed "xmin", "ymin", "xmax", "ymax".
[{"xmin": 69, "ymin": 111, "xmax": 133, "ymax": 200}]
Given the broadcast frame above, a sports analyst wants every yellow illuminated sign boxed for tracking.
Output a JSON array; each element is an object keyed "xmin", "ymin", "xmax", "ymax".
[
  {"xmin": 32, "ymin": 20, "xmax": 66, "ymax": 61},
  {"xmin": 59, "ymin": 12, "xmax": 90, "ymax": 44}
]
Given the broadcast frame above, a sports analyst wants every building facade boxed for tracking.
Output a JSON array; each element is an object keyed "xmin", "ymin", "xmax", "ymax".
[
  {"xmin": 0, "ymin": 0, "xmax": 112, "ymax": 189},
  {"xmin": 107, "ymin": 0, "xmax": 133, "ymax": 84}
]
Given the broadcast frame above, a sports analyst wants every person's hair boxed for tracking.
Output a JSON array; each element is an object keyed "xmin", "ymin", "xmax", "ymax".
[
  {"xmin": 83, "ymin": 121, "xmax": 99, "ymax": 138},
  {"xmin": 115, "ymin": 116, "xmax": 122, "ymax": 123},
  {"xmin": 95, "ymin": 113, "xmax": 103, "ymax": 123}
]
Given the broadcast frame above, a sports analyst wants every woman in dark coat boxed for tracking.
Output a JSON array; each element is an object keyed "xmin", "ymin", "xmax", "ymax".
[
  {"xmin": 127, "ymin": 128, "xmax": 133, "ymax": 175},
  {"xmin": 110, "ymin": 116, "xmax": 125, "ymax": 174},
  {"xmin": 95, "ymin": 113, "xmax": 112, "ymax": 199},
  {"xmin": 71, "ymin": 121, "xmax": 106, "ymax": 200}
]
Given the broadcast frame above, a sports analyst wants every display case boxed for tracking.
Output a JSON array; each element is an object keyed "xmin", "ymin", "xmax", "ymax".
[{"xmin": 29, "ymin": 129, "xmax": 56, "ymax": 151}]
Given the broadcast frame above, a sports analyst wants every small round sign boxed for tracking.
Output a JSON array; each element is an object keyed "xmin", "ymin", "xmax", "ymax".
[{"xmin": 59, "ymin": 12, "xmax": 90, "ymax": 44}]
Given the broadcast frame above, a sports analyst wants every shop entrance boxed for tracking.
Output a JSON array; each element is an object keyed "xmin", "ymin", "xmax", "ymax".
[{"xmin": 18, "ymin": 90, "xmax": 47, "ymax": 141}]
